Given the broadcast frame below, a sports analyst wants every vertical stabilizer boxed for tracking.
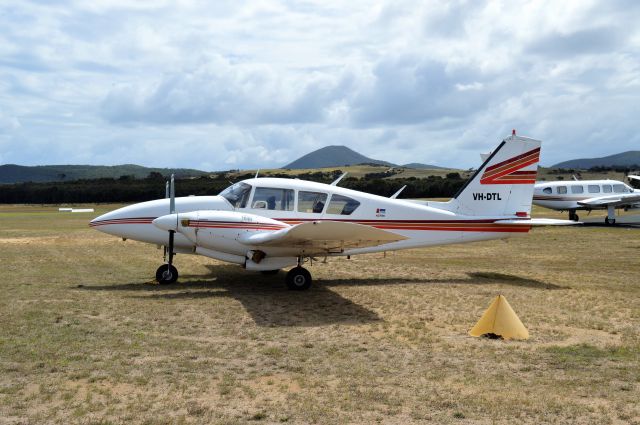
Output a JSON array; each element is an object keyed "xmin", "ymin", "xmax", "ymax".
[{"xmin": 449, "ymin": 134, "xmax": 541, "ymax": 217}]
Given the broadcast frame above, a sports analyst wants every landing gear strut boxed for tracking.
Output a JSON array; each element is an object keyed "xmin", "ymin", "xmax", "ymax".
[
  {"xmin": 605, "ymin": 205, "xmax": 616, "ymax": 225},
  {"xmin": 569, "ymin": 210, "xmax": 579, "ymax": 221},
  {"xmin": 286, "ymin": 266, "xmax": 312, "ymax": 290}
]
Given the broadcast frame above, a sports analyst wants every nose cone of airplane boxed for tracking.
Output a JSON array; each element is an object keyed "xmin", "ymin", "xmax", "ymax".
[
  {"xmin": 89, "ymin": 210, "xmax": 120, "ymax": 233},
  {"xmin": 152, "ymin": 214, "xmax": 179, "ymax": 232}
]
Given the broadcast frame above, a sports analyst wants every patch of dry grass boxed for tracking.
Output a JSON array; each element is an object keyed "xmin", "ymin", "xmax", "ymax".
[{"xmin": 0, "ymin": 205, "xmax": 638, "ymax": 424}]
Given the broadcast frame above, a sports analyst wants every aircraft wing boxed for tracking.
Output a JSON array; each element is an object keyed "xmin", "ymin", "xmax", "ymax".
[
  {"xmin": 238, "ymin": 220, "xmax": 407, "ymax": 252},
  {"xmin": 577, "ymin": 193, "xmax": 640, "ymax": 208}
]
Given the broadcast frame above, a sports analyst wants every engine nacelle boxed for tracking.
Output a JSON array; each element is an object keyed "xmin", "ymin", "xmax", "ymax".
[
  {"xmin": 169, "ymin": 210, "xmax": 288, "ymax": 251},
  {"xmin": 245, "ymin": 257, "xmax": 298, "ymax": 271}
]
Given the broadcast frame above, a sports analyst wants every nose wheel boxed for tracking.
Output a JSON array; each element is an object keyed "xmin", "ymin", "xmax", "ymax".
[
  {"xmin": 286, "ymin": 266, "xmax": 312, "ymax": 290},
  {"xmin": 156, "ymin": 264, "xmax": 178, "ymax": 284}
]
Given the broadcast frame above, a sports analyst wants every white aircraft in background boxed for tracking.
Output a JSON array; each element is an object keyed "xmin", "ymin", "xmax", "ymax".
[
  {"xmin": 90, "ymin": 133, "xmax": 572, "ymax": 290},
  {"xmin": 533, "ymin": 178, "xmax": 640, "ymax": 223}
]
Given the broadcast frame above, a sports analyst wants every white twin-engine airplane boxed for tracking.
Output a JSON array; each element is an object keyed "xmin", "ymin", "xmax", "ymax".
[
  {"xmin": 533, "ymin": 178, "xmax": 640, "ymax": 223},
  {"xmin": 90, "ymin": 133, "xmax": 571, "ymax": 290}
]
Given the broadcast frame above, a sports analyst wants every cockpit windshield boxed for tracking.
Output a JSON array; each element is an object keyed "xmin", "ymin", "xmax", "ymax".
[{"xmin": 219, "ymin": 182, "xmax": 252, "ymax": 208}]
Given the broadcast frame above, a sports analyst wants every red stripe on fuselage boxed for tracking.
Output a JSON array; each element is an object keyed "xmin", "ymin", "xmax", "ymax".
[{"xmin": 90, "ymin": 216, "xmax": 530, "ymax": 233}]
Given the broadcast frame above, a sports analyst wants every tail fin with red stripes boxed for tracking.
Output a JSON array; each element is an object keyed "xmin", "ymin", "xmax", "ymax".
[{"xmin": 448, "ymin": 134, "xmax": 541, "ymax": 217}]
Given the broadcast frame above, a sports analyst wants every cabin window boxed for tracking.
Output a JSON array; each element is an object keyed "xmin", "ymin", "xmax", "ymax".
[
  {"xmin": 603, "ymin": 185, "xmax": 612, "ymax": 193},
  {"xmin": 588, "ymin": 185, "xmax": 600, "ymax": 193},
  {"xmin": 557, "ymin": 186, "xmax": 567, "ymax": 194},
  {"xmin": 252, "ymin": 187, "xmax": 294, "ymax": 211},
  {"xmin": 219, "ymin": 182, "xmax": 251, "ymax": 208},
  {"xmin": 613, "ymin": 184, "xmax": 626, "ymax": 193},
  {"xmin": 542, "ymin": 187, "xmax": 552, "ymax": 194},
  {"xmin": 571, "ymin": 185, "xmax": 584, "ymax": 194},
  {"xmin": 326, "ymin": 194, "xmax": 360, "ymax": 215},
  {"xmin": 297, "ymin": 191, "xmax": 328, "ymax": 213}
]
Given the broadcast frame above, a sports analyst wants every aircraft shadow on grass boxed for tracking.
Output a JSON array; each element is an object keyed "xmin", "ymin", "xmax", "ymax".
[{"xmin": 78, "ymin": 265, "xmax": 564, "ymax": 327}]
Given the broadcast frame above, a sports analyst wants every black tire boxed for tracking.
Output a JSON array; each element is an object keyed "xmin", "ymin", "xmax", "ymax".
[
  {"xmin": 569, "ymin": 211, "xmax": 579, "ymax": 221},
  {"xmin": 605, "ymin": 217, "xmax": 615, "ymax": 225},
  {"xmin": 260, "ymin": 269, "xmax": 280, "ymax": 275},
  {"xmin": 286, "ymin": 267, "xmax": 312, "ymax": 291},
  {"xmin": 156, "ymin": 264, "xmax": 178, "ymax": 284}
]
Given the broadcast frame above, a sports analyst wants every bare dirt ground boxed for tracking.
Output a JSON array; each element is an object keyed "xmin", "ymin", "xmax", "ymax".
[{"xmin": 0, "ymin": 204, "xmax": 638, "ymax": 424}]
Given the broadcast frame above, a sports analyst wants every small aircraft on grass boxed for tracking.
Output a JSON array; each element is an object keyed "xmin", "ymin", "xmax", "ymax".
[
  {"xmin": 90, "ymin": 132, "xmax": 573, "ymax": 290},
  {"xmin": 533, "ymin": 178, "xmax": 640, "ymax": 223}
]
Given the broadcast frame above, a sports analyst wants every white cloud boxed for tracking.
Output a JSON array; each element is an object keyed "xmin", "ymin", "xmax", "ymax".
[{"xmin": 0, "ymin": 0, "xmax": 639, "ymax": 170}]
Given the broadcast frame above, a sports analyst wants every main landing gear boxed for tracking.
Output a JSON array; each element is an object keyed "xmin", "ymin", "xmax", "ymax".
[
  {"xmin": 285, "ymin": 266, "xmax": 312, "ymax": 290},
  {"xmin": 262, "ymin": 257, "xmax": 313, "ymax": 290},
  {"xmin": 156, "ymin": 263, "xmax": 178, "ymax": 284},
  {"xmin": 569, "ymin": 209, "xmax": 579, "ymax": 222},
  {"xmin": 605, "ymin": 205, "xmax": 616, "ymax": 225}
]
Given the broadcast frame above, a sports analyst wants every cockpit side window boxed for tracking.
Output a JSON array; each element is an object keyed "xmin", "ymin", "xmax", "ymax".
[
  {"xmin": 252, "ymin": 187, "xmax": 294, "ymax": 211},
  {"xmin": 297, "ymin": 191, "xmax": 328, "ymax": 214},
  {"xmin": 542, "ymin": 187, "xmax": 552, "ymax": 194},
  {"xmin": 613, "ymin": 184, "xmax": 626, "ymax": 193},
  {"xmin": 219, "ymin": 182, "xmax": 252, "ymax": 208},
  {"xmin": 326, "ymin": 194, "xmax": 360, "ymax": 215}
]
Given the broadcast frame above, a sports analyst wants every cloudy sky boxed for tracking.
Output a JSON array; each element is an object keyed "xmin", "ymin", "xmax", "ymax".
[{"xmin": 1, "ymin": 0, "xmax": 639, "ymax": 170}]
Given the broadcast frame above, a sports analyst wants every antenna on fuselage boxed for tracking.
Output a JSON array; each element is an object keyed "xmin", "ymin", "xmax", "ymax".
[
  {"xmin": 330, "ymin": 172, "xmax": 348, "ymax": 186},
  {"xmin": 255, "ymin": 169, "xmax": 260, "ymax": 179},
  {"xmin": 572, "ymin": 175, "xmax": 579, "ymax": 181},
  {"xmin": 390, "ymin": 185, "xmax": 406, "ymax": 199}
]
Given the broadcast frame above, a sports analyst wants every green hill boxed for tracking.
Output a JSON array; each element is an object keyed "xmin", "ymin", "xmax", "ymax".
[
  {"xmin": 0, "ymin": 164, "xmax": 209, "ymax": 184},
  {"xmin": 402, "ymin": 162, "xmax": 449, "ymax": 170},
  {"xmin": 283, "ymin": 145, "xmax": 395, "ymax": 169},
  {"xmin": 552, "ymin": 151, "xmax": 640, "ymax": 169}
]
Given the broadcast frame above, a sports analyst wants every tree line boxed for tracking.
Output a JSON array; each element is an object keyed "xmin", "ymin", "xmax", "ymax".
[{"xmin": 0, "ymin": 171, "xmax": 467, "ymax": 204}]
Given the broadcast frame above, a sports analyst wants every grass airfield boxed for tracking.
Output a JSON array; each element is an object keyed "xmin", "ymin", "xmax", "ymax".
[{"xmin": 1, "ymin": 204, "xmax": 639, "ymax": 424}]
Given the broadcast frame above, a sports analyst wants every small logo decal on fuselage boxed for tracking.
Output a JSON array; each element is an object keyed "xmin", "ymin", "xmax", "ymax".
[
  {"xmin": 472, "ymin": 193, "xmax": 502, "ymax": 201},
  {"xmin": 376, "ymin": 208, "xmax": 386, "ymax": 217}
]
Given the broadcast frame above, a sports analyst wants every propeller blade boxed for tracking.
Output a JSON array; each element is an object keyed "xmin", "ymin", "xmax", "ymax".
[
  {"xmin": 169, "ymin": 174, "xmax": 175, "ymax": 214},
  {"xmin": 167, "ymin": 174, "xmax": 176, "ymax": 270}
]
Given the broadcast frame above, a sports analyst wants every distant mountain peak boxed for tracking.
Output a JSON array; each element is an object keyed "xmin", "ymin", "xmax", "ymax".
[
  {"xmin": 282, "ymin": 145, "xmax": 395, "ymax": 169},
  {"xmin": 552, "ymin": 151, "xmax": 640, "ymax": 169}
]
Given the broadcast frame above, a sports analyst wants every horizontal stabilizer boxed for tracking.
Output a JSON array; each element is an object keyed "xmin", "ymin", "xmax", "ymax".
[
  {"xmin": 239, "ymin": 220, "xmax": 407, "ymax": 252},
  {"xmin": 494, "ymin": 218, "xmax": 580, "ymax": 226}
]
